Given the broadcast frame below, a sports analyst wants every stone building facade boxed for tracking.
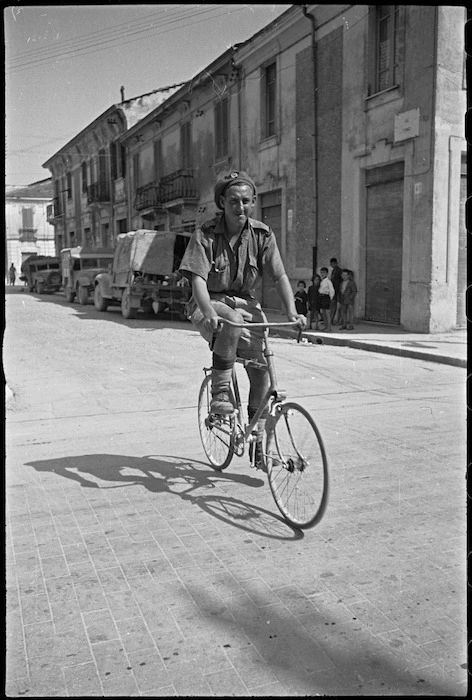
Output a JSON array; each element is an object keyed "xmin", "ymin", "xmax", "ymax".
[
  {"xmin": 5, "ymin": 179, "xmax": 55, "ymax": 279},
  {"xmin": 42, "ymin": 5, "xmax": 466, "ymax": 332}
]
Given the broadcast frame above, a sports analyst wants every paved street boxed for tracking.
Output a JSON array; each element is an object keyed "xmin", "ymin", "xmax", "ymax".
[{"xmin": 5, "ymin": 287, "xmax": 467, "ymax": 697}]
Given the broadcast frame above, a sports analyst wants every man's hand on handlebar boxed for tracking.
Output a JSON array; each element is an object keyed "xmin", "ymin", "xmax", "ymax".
[
  {"xmin": 202, "ymin": 309, "xmax": 220, "ymax": 336},
  {"xmin": 288, "ymin": 313, "xmax": 307, "ymax": 330}
]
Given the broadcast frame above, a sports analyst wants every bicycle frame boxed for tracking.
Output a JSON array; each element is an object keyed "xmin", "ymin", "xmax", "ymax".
[{"xmin": 209, "ymin": 312, "xmax": 300, "ymax": 443}]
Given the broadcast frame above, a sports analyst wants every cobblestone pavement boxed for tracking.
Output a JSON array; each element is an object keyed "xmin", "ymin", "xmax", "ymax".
[{"xmin": 5, "ymin": 289, "xmax": 467, "ymax": 696}]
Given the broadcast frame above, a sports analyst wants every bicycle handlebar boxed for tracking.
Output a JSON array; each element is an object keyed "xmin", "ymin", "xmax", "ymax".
[
  {"xmin": 215, "ymin": 316, "xmax": 305, "ymax": 344},
  {"xmin": 215, "ymin": 316, "xmax": 302, "ymax": 329}
]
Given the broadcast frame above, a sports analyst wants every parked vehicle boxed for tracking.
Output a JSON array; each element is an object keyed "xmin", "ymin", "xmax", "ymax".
[
  {"xmin": 20, "ymin": 255, "xmax": 62, "ymax": 294},
  {"xmin": 94, "ymin": 229, "xmax": 191, "ymax": 320},
  {"xmin": 61, "ymin": 246, "xmax": 114, "ymax": 305}
]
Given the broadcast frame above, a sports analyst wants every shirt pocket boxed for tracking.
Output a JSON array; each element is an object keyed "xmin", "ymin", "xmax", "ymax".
[
  {"xmin": 207, "ymin": 257, "xmax": 229, "ymax": 292},
  {"xmin": 243, "ymin": 252, "xmax": 260, "ymax": 291}
]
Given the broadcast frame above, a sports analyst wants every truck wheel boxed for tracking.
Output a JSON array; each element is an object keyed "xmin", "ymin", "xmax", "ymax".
[
  {"xmin": 65, "ymin": 284, "xmax": 75, "ymax": 303},
  {"xmin": 36, "ymin": 281, "xmax": 45, "ymax": 294},
  {"xmin": 77, "ymin": 285, "xmax": 89, "ymax": 305},
  {"xmin": 94, "ymin": 285, "xmax": 109, "ymax": 312},
  {"xmin": 121, "ymin": 289, "xmax": 137, "ymax": 319}
]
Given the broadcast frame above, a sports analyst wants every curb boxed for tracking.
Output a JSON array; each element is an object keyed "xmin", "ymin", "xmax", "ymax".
[{"xmin": 269, "ymin": 328, "xmax": 467, "ymax": 369}]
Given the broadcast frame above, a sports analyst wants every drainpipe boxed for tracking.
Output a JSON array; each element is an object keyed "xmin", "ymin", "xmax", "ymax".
[
  {"xmin": 231, "ymin": 49, "xmax": 243, "ymax": 169},
  {"xmin": 302, "ymin": 5, "xmax": 318, "ymax": 277}
]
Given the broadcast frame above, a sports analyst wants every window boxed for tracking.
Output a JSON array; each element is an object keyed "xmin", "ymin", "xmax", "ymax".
[
  {"xmin": 262, "ymin": 62, "xmax": 277, "ymax": 139},
  {"xmin": 110, "ymin": 141, "xmax": 126, "ymax": 179},
  {"xmin": 154, "ymin": 140, "xmax": 162, "ymax": 181},
  {"xmin": 110, "ymin": 143, "xmax": 117, "ymax": 180},
  {"xmin": 370, "ymin": 5, "xmax": 401, "ymax": 95},
  {"xmin": 21, "ymin": 207, "xmax": 34, "ymax": 229},
  {"xmin": 133, "ymin": 153, "xmax": 141, "ymax": 189},
  {"xmin": 215, "ymin": 99, "xmax": 229, "ymax": 160},
  {"xmin": 81, "ymin": 162, "xmax": 88, "ymax": 193},
  {"xmin": 101, "ymin": 222, "xmax": 110, "ymax": 247},
  {"xmin": 98, "ymin": 149, "xmax": 107, "ymax": 184},
  {"xmin": 66, "ymin": 172, "xmax": 72, "ymax": 199},
  {"xmin": 181, "ymin": 122, "xmax": 193, "ymax": 169}
]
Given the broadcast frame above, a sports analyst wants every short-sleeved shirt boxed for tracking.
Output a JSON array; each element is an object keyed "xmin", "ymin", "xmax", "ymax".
[{"xmin": 179, "ymin": 213, "xmax": 285, "ymax": 311}]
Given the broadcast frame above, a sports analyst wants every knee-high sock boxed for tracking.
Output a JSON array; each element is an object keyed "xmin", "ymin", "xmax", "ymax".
[{"xmin": 212, "ymin": 354, "xmax": 234, "ymax": 395}]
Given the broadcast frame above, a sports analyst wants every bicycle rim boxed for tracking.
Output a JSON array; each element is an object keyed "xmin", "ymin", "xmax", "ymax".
[
  {"xmin": 267, "ymin": 402, "xmax": 328, "ymax": 529},
  {"xmin": 197, "ymin": 375, "xmax": 234, "ymax": 470}
]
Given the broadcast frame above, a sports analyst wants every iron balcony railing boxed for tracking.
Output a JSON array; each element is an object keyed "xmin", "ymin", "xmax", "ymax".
[
  {"xmin": 159, "ymin": 169, "xmax": 197, "ymax": 203},
  {"xmin": 134, "ymin": 169, "xmax": 197, "ymax": 211},
  {"xmin": 87, "ymin": 182, "xmax": 110, "ymax": 204},
  {"xmin": 134, "ymin": 182, "xmax": 161, "ymax": 211}
]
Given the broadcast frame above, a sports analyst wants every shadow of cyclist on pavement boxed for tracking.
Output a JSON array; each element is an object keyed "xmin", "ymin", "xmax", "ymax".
[{"xmin": 25, "ymin": 453, "xmax": 303, "ymax": 540}]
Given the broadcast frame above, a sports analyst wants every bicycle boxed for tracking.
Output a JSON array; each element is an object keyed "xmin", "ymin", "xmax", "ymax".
[{"xmin": 197, "ymin": 311, "xmax": 329, "ymax": 529}]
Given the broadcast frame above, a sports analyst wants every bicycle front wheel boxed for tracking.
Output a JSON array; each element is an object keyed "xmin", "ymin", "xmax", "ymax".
[
  {"xmin": 267, "ymin": 402, "xmax": 328, "ymax": 529},
  {"xmin": 198, "ymin": 375, "xmax": 234, "ymax": 470}
]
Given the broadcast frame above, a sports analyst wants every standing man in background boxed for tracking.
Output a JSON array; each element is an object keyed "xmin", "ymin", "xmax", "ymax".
[{"xmin": 329, "ymin": 257, "xmax": 343, "ymax": 325}]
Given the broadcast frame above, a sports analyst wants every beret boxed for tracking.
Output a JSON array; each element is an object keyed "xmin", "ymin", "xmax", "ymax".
[{"xmin": 214, "ymin": 171, "xmax": 256, "ymax": 209}]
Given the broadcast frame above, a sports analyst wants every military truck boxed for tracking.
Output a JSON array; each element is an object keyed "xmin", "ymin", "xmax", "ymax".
[
  {"xmin": 61, "ymin": 246, "xmax": 114, "ymax": 305},
  {"xmin": 93, "ymin": 229, "xmax": 191, "ymax": 320},
  {"xmin": 20, "ymin": 255, "xmax": 62, "ymax": 294}
]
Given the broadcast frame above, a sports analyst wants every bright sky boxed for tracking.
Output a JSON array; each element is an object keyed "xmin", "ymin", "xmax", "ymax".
[{"xmin": 5, "ymin": 3, "xmax": 292, "ymax": 186}]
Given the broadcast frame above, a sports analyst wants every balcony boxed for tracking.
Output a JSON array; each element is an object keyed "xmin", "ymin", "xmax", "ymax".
[
  {"xmin": 87, "ymin": 182, "xmax": 110, "ymax": 204},
  {"xmin": 134, "ymin": 169, "xmax": 197, "ymax": 212},
  {"xmin": 18, "ymin": 228, "xmax": 37, "ymax": 243},
  {"xmin": 134, "ymin": 182, "xmax": 161, "ymax": 212},
  {"xmin": 159, "ymin": 169, "xmax": 197, "ymax": 204},
  {"xmin": 47, "ymin": 198, "xmax": 63, "ymax": 222}
]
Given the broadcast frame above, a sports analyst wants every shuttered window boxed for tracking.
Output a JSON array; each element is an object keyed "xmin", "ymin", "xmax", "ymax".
[
  {"xmin": 154, "ymin": 140, "xmax": 162, "ymax": 181},
  {"xmin": 215, "ymin": 99, "xmax": 229, "ymax": 160},
  {"xmin": 81, "ymin": 162, "xmax": 88, "ymax": 193},
  {"xmin": 181, "ymin": 122, "xmax": 193, "ymax": 169},
  {"xmin": 133, "ymin": 153, "xmax": 140, "ymax": 189},
  {"xmin": 262, "ymin": 62, "xmax": 277, "ymax": 139},
  {"xmin": 369, "ymin": 5, "xmax": 401, "ymax": 95},
  {"xmin": 110, "ymin": 143, "xmax": 117, "ymax": 181},
  {"xmin": 21, "ymin": 207, "xmax": 34, "ymax": 229}
]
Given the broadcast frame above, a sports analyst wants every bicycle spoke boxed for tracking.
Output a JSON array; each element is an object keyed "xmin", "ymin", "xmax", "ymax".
[
  {"xmin": 198, "ymin": 375, "xmax": 234, "ymax": 470},
  {"xmin": 268, "ymin": 403, "xmax": 328, "ymax": 528}
]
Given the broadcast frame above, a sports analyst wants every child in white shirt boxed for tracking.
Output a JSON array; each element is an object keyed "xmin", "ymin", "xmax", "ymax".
[{"xmin": 318, "ymin": 267, "xmax": 335, "ymax": 331}]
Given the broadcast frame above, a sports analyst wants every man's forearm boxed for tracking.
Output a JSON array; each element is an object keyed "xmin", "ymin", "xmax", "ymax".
[
  {"xmin": 275, "ymin": 274, "xmax": 298, "ymax": 317},
  {"xmin": 192, "ymin": 274, "xmax": 214, "ymax": 316}
]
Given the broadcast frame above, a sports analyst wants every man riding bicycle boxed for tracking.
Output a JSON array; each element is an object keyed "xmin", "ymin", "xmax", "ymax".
[{"xmin": 179, "ymin": 170, "xmax": 306, "ymax": 468}]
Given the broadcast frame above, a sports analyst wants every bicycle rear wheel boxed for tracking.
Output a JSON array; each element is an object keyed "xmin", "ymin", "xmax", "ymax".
[
  {"xmin": 198, "ymin": 374, "xmax": 234, "ymax": 470},
  {"xmin": 267, "ymin": 402, "xmax": 328, "ymax": 529}
]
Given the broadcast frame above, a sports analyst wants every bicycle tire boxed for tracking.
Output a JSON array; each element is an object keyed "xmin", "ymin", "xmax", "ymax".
[
  {"xmin": 267, "ymin": 402, "xmax": 328, "ymax": 529},
  {"xmin": 197, "ymin": 375, "xmax": 234, "ymax": 470}
]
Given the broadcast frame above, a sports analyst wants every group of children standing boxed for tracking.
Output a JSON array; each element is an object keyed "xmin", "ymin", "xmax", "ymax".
[{"xmin": 294, "ymin": 258, "xmax": 358, "ymax": 333}]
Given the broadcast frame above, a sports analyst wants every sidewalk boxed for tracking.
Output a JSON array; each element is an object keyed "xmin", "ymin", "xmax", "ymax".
[{"xmin": 263, "ymin": 309, "xmax": 467, "ymax": 368}]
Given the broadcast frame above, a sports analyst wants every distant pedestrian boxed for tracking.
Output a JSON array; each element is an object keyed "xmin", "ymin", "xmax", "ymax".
[
  {"xmin": 307, "ymin": 274, "xmax": 322, "ymax": 330},
  {"xmin": 9, "ymin": 263, "xmax": 16, "ymax": 286},
  {"xmin": 294, "ymin": 280, "xmax": 308, "ymax": 316},
  {"xmin": 339, "ymin": 268, "xmax": 357, "ymax": 330},
  {"xmin": 318, "ymin": 267, "xmax": 335, "ymax": 332},
  {"xmin": 329, "ymin": 257, "xmax": 343, "ymax": 325}
]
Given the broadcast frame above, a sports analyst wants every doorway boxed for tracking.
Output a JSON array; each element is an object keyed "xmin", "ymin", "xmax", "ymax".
[
  {"xmin": 365, "ymin": 162, "xmax": 404, "ymax": 324},
  {"xmin": 260, "ymin": 190, "xmax": 282, "ymax": 309}
]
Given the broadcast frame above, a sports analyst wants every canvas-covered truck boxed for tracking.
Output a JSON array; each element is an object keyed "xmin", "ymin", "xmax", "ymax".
[
  {"xmin": 61, "ymin": 246, "xmax": 114, "ymax": 305},
  {"xmin": 93, "ymin": 229, "xmax": 191, "ymax": 320},
  {"xmin": 20, "ymin": 255, "xmax": 62, "ymax": 294}
]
